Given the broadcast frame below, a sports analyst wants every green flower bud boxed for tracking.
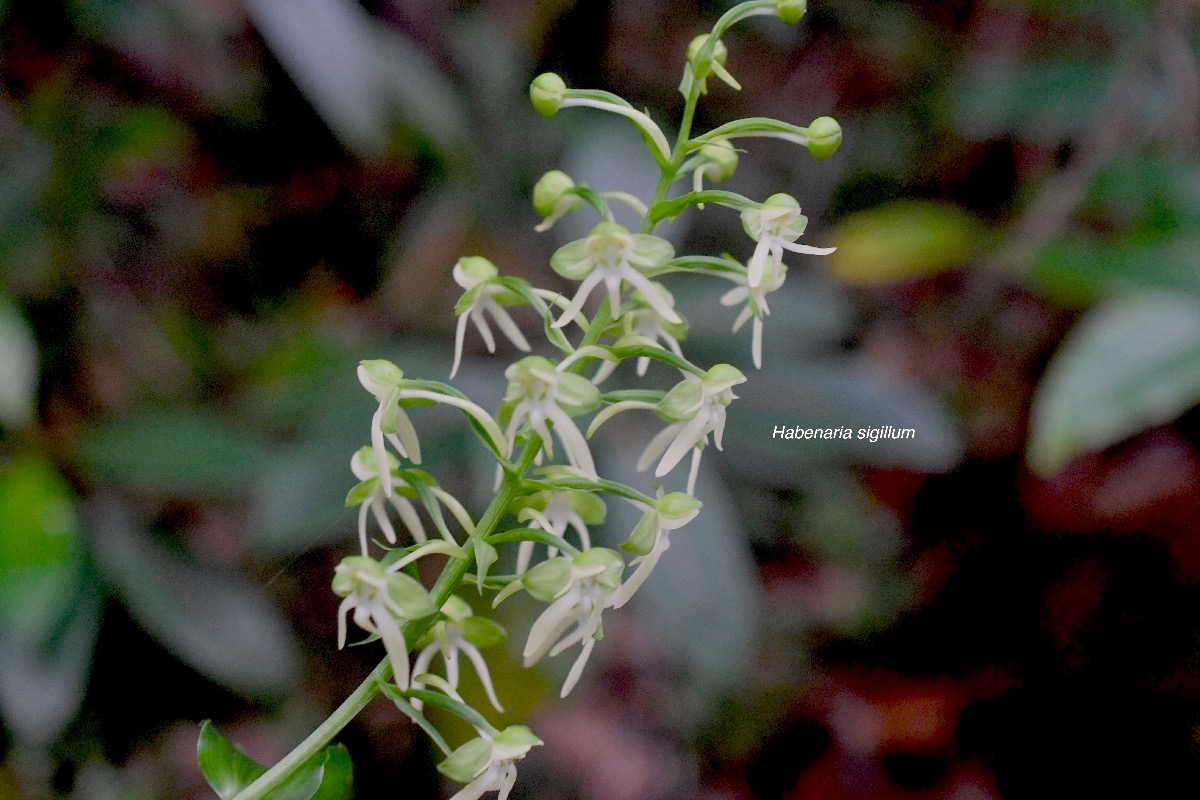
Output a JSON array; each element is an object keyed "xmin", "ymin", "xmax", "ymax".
[
  {"xmin": 698, "ymin": 138, "xmax": 738, "ymax": 181},
  {"xmin": 533, "ymin": 170, "xmax": 578, "ymax": 218},
  {"xmin": 687, "ymin": 33, "xmax": 728, "ymax": 73},
  {"xmin": 530, "ymin": 73, "xmax": 567, "ymax": 117},
  {"xmin": 776, "ymin": 0, "xmax": 807, "ymax": 25},
  {"xmin": 806, "ymin": 116, "xmax": 842, "ymax": 160}
]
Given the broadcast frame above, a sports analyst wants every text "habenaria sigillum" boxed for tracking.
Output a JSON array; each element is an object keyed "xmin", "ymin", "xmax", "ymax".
[{"xmin": 772, "ymin": 425, "xmax": 915, "ymax": 442}]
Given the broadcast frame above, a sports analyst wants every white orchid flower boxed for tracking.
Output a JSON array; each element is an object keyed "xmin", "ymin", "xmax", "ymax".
[
  {"xmin": 358, "ymin": 359, "xmax": 507, "ymax": 496},
  {"xmin": 410, "ymin": 595, "xmax": 507, "ymax": 713},
  {"xmin": 741, "ymin": 193, "xmax": 835, "ymax": 288},
  {"xmin": 438, "ymin": 725, "xmax": 542, "ymax": 800},
  {"xmin": 495, "ymin": 547, "xmax": 625, "ymax": 698},
  {"xmin": 718, "ymin": 252, "xmax": 787, "ymax": 369},
  {"xmin": 548, "ymin": 222, "xmax": 676, "ymax": 329},
  {"xmin": 450, "ymin": 257, "xmax": 531, "ymax": 379},
  {"xmin": 499, "ymin": 356, "xmax": 601, "ymax": 478},
  {"xmin": 332, "ymin": 556, "xmax": 437, "ymax": 689},
  {"xmin": 611, "ymin": 492, "xmax": 701, "ymax": 608}
]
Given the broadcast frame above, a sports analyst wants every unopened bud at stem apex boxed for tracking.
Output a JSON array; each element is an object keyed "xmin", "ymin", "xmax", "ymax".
[
  {"xmin": 776, "ymin": 0, "xmax": 807, "ymax": 25},
  {"xmin": 530, "ymin": 73, "xmax": 567, "ymax": 117},
  {"xmin": 806, "ymin": 115, "xmax": 842, "ymax": 160},
  {"xmin": 687, "ymin": 34, "xmax": 741, "ymax": 92}
]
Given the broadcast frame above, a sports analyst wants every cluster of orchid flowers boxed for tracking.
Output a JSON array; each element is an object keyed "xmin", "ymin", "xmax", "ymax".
[{"xmin": 268, "ymin": 2, "xmax": 843, "ymax": 799}]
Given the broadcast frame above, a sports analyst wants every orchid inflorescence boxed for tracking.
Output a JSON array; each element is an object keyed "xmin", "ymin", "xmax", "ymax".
[{"xmin": 205, "ymin": 3, "xmax": 840, "ymax": 798}]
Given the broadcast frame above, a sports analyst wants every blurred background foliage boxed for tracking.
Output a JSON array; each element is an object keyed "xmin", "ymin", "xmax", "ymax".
[{"xmin": 0, "ymin": 0, "xmax": 1198, "ymax": 797}]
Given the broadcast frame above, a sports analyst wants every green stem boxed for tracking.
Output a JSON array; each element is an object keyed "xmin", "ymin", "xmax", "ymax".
[
  {"xmin": 231, "ymin": 440, "xmax": 544, "ymax": 800},
  {"xmin": 641, "ymin": 75, "xmax": 704, "ymax": 235}
]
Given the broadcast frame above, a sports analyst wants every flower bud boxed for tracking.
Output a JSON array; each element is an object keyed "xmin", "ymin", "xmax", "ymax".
[
  {"xmin": 698, "ymin": 138, "xmax": 738, "ymax": 181},
  {"xmin": 530, "ymin": 73, "xmax": 567, "ymax": 117},
  {"xmin": 806, "ymin": 116, "xmax": 842, "ymax": 160},
  {"xmin": 776, "ymin": 0, "xmax": 807, "ymax": 25},
  {"xmin": 687, "ymin": 34, "xmax": 728, "ymax": 74},
  {"xmin": 532, "ymin": 170, "xmax": 578, "ymax": 217}
]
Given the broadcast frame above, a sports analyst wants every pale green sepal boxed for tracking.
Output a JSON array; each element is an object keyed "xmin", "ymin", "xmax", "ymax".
[
  {"xmin": 703, "ymin": 363, "xmax": 748, "ymax": 392},
  {"xmin": 344, "ymin": 478, "xmax": 378, "ymax": 508},
  {"xmin": 460, "ymin": 616, "xmax": 506, "ymax": 649},
  {"xmin": 658, "ymin": 379, "xmax": 703, "ymax": 422},
  {"xmin": 572, "ymin": 491, "xmax": 607, "ymax": 525},
  {"xmin": 621, "ymin": 511, "xmax": 658, "ymax": 556},
  {"xmin": 437, "ymin": 737, "xmax": 492, "ymax": 783},
  {"xmin": 357, "ymin": 359, "xmax": 403, "ymax": 392},
  {"xmin": 331, "ymin": 556, "xmax": 383, "ymax": 596},
  {"xmin": 549, "ymin": 239, "xmax": 592, "ymax": 279},
  {"xmin": 387, "ymin": 572, "xmax": 437, "ymax": 618},
  {"xmin": 494, "ymin": 724, "xmax": 542, "ymax": 748},
  {"xmin": 555, "ymin": 372, "xmax": 602, "ymax": 416},
  {"xmin": 523, "ymin": 558, "xmax": 571, "ymax": 602},
  {"xmin": 630, "ymin": 234, "xmax": 675, "ymax": 268}
]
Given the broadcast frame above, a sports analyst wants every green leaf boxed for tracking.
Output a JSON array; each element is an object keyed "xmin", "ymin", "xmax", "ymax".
[
  {"xmin": 77, "ymin": 410, "xmax": 275, "ymax": 497},
  {"xmin": 197, "ymin": 721, "xmax": 267, "ymax": 800},
  {"xmin": 266, "ymin": 756, "xmax": 325, "ymax": 800},
  {"xmin": 950, "ymin": 55, "xmax": 1114, "ymax": 143},
  {"xmin": 1028, "ymin": 292, "xmax": 1200, "ymax": 474},
  {"xmin": 273, "ymin": 745, "xmax": 352, "ymax": 800},
  {"xmin": 197, "ymin": 723, "xmax": 347, "ymax": 800},
  {"xmin": 0, "ymin": 298, "xmax": 38, "ymax": 430},
  {"xmin": 90, "ymin": 497, "xmax": 301, "ymax": 697},
  {"xmin": 826, "ymin": 200, "xmax": 980, "ymax": 284},
  {"xmin": 0, "ymin": 456, "xmax": 79, "ymax": 630},
  {"xmin": 0, "ymin": 456, "xmax": 96, "ymax": 746},
  {"xmin": 1032, "ymin": 236, "xmax": 1200, "ymax": 305},
  {"xmin": 0, "ymin": 577, "xmax": 99, "ymax": 748}
]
